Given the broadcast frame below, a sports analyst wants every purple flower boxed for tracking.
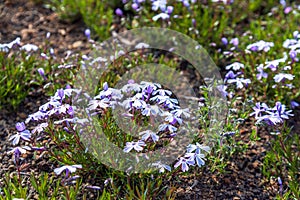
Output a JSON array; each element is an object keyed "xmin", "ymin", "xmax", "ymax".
[
  {"xmin": 183, "ymin": 0, "xmax": 190, "ymax": 7},
  {"xmin": 123, "ymin": 140, "xmax": 146, "ymax": 152},
  {"xmin": 8, "ymin": 146, "xmax": 27, "ymax": 164},
  {"xmin": 284, "ymin": 6, "xmax": 292, "ymax": 14},
  {"xmin": 132, "ymin": 3, "xmax": 139, "ymax": 11},
  {"xmin": 38, "ymin": 68, "xmax": 47, "ymax": 81},
  {"xmin": 289, "ymin": 50, "xmax": 297, "ymax": 61},
  {"xmin": 221, "ymin": 37, "xmax": 228, "ymax": 45},
  {"xmin": 224, "ymin": 70, "xmax": 242, "ymax": 81},
  {"xmin": 291, "ymin": 100, "xmax": 299, "ymax": 109},
  {"xmin": 166, "ymin": 6, "xmax": 173, "ymax": 14},
  {"xmin": 15, "ymin": 122, "xmax": 26, "ymax": 132},
  {"xmin": 103, "ymin": 82, "xmax": 109, "ymax": 91},
  {"xmin": 256, "ymin": 64, "xmax": 268, "ymax": 80},
  {"xmin": 192, "ymin": 18, "xmax": 196, "ymax": 27},
  {"xmin": 115, "ymin": 8, "xmax": 123, "ymax": 16},
  {"xmin": 57, "ymin": 88, "xmax": 65, "ymax": 100},
  {"xmin": 85, "ymin": 29, "xmax": 91, "ymax": 40}
]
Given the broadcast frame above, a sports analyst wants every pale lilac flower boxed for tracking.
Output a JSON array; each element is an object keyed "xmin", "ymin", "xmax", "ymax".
[
  {"xmin": 158, "ymin": 123, "xmax": 177, "ymax": 133},
  {"xmin": 230, "ymin": 38, "xmax": 239, "ymax": 47},
  {"xmin": 88, "ymin": 98, "xmax": 110, "ymax": 110},
  {"xmin": 8, "ymin": 146, "xmax": 27, "ymax": 155},
  {"xmin": 163, "ymin": 112, "xmax": 182, "ymax": 125},
  {"xmin": 38, "ymin": 68, "xmax": 47, "ymax": 81},
  {"xmin": 174, "ymin": 157, "xmax": 194, "ymax": 172},
  {"xmin": 227, "ymin": 78, "xmax": 251, "ymax": 89},
  {"xmin": 225, "ymin": 62, "xmax": 244, "ymax": 71},
  {"xmin": 167, "ymin": 6, "xmax": 174, "ymax": 14},
  {"xmin": 283, "ymin": 39, "xmax": 298, "ymax": 49},
  {"xmin": 139, "ymin": 130, "xmax": 159, "ymax": 142},
  {"xmin": 9, "ymin": 130, "xmax": 31, "ymax": 145},
  {"xmin": 123, "ymin": 140, "xmax": 146, "ymax": 152},
  {"xmin": 186, "ymin": 143, "xmax": 210, "ymax": 154},
  {"xmin": 250, "ymin": 102, "xmax": 269, "ymax": 118},
  {"xmin": 121, "ymin": 82, "xmax": 142, "ymax": 93},
  {"xmin": 273, "ymin": 73, "xmax": 294, "ymax": 82},
  {"xmin": 170, "ymin": 108, "xmax": 190, "ymax": 118},
  {"xmin": 39, "ymin": 100, "xmax": 61, "ymax": 112},
  {"xmin": 151, "ymin": 0, "xmax": 167, "ymax": 12},
  {"xmin": 152, "ymin": 161, "xmax": 171, "ymax": 173},
  {"xmin": 135, "ymin": 42, "xmax": 150, "ymax": 49},
  {"xmin": 142, "ymin": 104, "xmax": 161, "ymax": 116},
  {"xmin": 25, "ymin": 110, "xmax": 48, "ymax": 123},
  {"xmin": 221, "ymin": 131, "xmax": 235, "ymax": 137},
  {"xmin": 86, "ymin": 185, "xmax": 101, "ymax": 190},
  {"xmin": 217, "ymin": 85, "xmax": 228, "ymax": 97},
  {"xmin": 246, "ymin": 40, "xmax": 274, "ymax": 52},
  {"xmin": 185, "ymin": 152, "xmax": 206, "ymax": 167},
  {"xmin": 256, "ymin": 114, "xmax": 283, "ymax": 125},
  {"xmin": 32, "ymin": 123, "xmax": 48, "ymax": 134},
  {"xmin": 152, "ymin": 89, "xmax": 172, "ymax": 96},
  {"xmin": 54, "ymin": 165, "xmax": 82, "ymax": 176}
]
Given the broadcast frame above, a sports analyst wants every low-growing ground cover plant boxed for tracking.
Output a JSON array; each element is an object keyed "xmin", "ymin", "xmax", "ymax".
[{"xmin": 1, "ymin": 0, "xmax": 300, "ymax": 199}]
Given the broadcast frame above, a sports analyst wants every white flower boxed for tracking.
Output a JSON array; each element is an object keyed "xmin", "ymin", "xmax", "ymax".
[
  {"xmin": 225, "ymin": 62, "xmax": 244, "ymax": 71},
  {"xmin": 152, "ymin": 13, "xmax": 169, "ymax": 21},
  {"xmin": 54, "ymin": 165, "xmax": 82, "ymax": 175},
  {"xmin": 20, "ymin": 44, "xmax": 38, "ymax": 52}
]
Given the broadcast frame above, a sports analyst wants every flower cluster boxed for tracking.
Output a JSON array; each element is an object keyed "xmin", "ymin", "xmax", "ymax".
[
  {"xmin": 250, "ymin": 102, "xmax": 293, "ymax": 126},
  {"xmin": 9, "ymin": 77, "xmax": 210, "ymax": 178},
  {"xmin": 86, "ymin": 80, "xmax": 210, "ymax": 172}
]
